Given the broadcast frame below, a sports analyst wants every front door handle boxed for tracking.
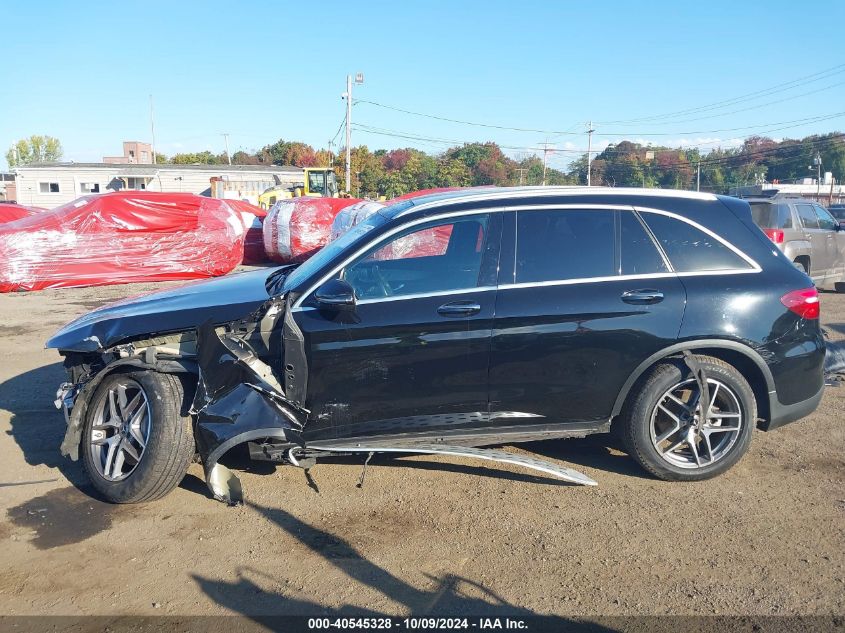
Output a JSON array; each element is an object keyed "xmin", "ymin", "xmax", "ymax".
[
  {"xmin": 621, "ymin": 289, "xmax": 664, "ymax": 305},
  {"xmin": 437, "ymin": 301, "xmax": 481, "ymax": 317}
]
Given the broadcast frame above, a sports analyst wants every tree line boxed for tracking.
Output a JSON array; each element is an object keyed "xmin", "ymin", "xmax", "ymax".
[
  {"xmin": 162, "ymin": 132, "xmax": 845, "ymax": 197},
  {"xmin": 8, "ymin": 132, "xmax": 844, "ymax": 197}
]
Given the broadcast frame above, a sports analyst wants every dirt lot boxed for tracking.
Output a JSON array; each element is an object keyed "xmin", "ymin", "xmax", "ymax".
[{"xmin": 0, "ymin": 273, "xmax": 843, "ymax": 622}]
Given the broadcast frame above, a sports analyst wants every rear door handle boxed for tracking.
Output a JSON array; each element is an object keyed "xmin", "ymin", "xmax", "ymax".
[
  {"xmin": 621, "ymin": 289, "xmax": 664, "ymax": 305},
  {"xmin": 437, "ymin": 301, "xmax": 481, "ymax": 317}
]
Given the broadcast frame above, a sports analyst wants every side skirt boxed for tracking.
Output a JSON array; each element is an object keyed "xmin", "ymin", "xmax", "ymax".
[{"xmin": 307, "ymin": 443, "xmax": 598, "ymax": 487}]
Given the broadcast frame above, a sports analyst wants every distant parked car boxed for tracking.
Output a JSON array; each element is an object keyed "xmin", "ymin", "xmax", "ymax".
[{"xmin": 747, "ymin": 194, "xmax": 845, "ymax": 290}]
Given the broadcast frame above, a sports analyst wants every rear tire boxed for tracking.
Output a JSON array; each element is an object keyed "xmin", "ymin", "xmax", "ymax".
[
  {"xmin": 81, "ymin": 371, "xmax": 194, "ymax": 503},
  {"xmin": 620, "ymin": 355, "xmax": 755, "ymax": 481}
]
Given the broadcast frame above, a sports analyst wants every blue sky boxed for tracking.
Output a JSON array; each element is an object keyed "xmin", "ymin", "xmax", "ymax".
[{"xmin": 4, "ymin": 0, "xmax": 845, "ymax": 170}]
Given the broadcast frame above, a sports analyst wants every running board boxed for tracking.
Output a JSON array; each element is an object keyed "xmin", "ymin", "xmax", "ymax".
[{"xmin": 309, "ymin": 443, "xmax": 598, "ymax": 487}]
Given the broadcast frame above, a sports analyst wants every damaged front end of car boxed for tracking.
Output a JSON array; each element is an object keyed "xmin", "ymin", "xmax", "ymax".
[
  {"xmin": 51, "ymin": 284, "xmax": 310, "ymax": 505},
  {"xmin": 190, "ymin": 298, "xmax": 312, "ymax": 504}
]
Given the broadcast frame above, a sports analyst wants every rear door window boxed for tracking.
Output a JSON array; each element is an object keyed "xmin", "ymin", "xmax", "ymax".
[
  {"xmin": 640, "ymin": 212, "xmax": 752, "ymax": 272},
  {"xmin": 797, "ymin": 203, "xmax": 820, "ymax": 229},
  {"xmin": 621, "ymin": 211, "xmax": 668, "ymax": 275},
  {"xmin": 515, "ymin": 209, "xmax": 615, "ymax": 282}
]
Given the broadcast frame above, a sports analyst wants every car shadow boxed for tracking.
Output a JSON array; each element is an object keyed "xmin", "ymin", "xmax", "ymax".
[
  {"xmin": 519, "ymin": 434, "xmax": 652, "ymax": 480},
  {"xmin": 1, "ymin": 361, "xmax": 91, "ymax": 491},
  {"xmin": 191, "ymin": 500, "xmax": 614, "ymax": 627}
]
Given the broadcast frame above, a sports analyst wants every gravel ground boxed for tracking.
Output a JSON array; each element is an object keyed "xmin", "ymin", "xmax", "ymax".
[{"xmin": 0, "ymin": 274, "xmax": 842, "ymax": 622}]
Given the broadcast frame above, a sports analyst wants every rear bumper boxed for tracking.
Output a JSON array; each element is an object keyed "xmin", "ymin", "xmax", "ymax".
[{"xmin": 761, "ymin": 384, "xmax": 825, "ymax": 431}]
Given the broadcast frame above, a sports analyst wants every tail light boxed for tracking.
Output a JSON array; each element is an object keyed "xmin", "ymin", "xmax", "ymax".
[
  {"xmin": 763, "ymin": 229, "xmax": 785, "ymax": 244},
  {"xmin": 780, "ymin": 288, "xmax": 820, "ymax": 319}
]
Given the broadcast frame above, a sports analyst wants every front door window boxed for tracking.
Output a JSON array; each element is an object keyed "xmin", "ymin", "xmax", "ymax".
[{"xmin": 342, "ymin": 216, "xmax": 489, "ymax": 300}]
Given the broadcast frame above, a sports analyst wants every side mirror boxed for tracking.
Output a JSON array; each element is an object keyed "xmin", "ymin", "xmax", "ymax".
[{"xmin": 314, "ymin": 278, "xmax": 356, "ymax": 311}]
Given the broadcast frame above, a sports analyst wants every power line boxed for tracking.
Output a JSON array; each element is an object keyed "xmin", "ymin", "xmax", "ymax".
[
  {"xmin": 356, "ymin": 85, "xmax": 845, "ymax": 140},
  {"xmin": 600, "ymin": 80, "xmax": 845, "ymax": 127},
  {"xmin": 596, "ymin": 63, "xmax": 845, "ymax": 125},
  {"xmin": 352, "ymin": 121, "xmax": 845, "ymax": 156},
  {"xmin": 355, "ymin": 98, "xmax": 583, "ymax": 136},
  {"xmin": 594, "ymin": 110, "xmax": 845, "ymax": 137}
]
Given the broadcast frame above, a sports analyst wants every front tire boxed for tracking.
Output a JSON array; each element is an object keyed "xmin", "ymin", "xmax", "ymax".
[
  {"xmin": 81, "ymin": 371, "xmax": 194, "ymax": 503},
  {"xmin": 620, "ymin": 355, "xmax": 755, "ymax": 481}
]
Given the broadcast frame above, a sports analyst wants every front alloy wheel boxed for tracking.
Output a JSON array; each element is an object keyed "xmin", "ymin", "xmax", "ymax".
[
  {"xmin": 89, "ymin": 379, "xmax": 151, "ymax": 481},
  {"xmin": 81, "ymin": 371, "xmax": 195, "ymax": 503}
]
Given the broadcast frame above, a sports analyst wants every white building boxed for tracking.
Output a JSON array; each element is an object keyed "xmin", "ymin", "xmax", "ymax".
[{"xmin": 12, "ymin": 162, "xmax": 304, "ymax": 208}]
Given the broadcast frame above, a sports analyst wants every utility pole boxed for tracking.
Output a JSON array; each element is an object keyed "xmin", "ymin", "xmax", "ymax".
[
  {"xmin": 149, "ymin": 95, "xmax": 157, "ymax": 165},
  {"xmin": 586, "ymin": 121, "xmax": 595, "ymax": 186},
  {"xmin": 697, "ymin": 160, "xmax": 701, "ymax": 192},
  {"xmin": 327, "ymin": 139, "xmax": 334, "ymax": 168},
  {"xmin": 540, "ymin": 141, "xmax": 554, "ymax": 186},
  {"xmin": 342, "ymin": 73, "xmax": 364, "ymax": 194},
  {"xmin": 344, "ymin": 74, "xmax": 352, "ymax": 194},
  {"xmin": 814, "ymin": 152, "xmax": 822, "ymax": 200},
  {"xmin": 516, "ymin": 168, "xmax": 528, "ymax": 186},
  {"xmin": 222, "ymin": 133, "xmax": 231, "ymax": 165}
]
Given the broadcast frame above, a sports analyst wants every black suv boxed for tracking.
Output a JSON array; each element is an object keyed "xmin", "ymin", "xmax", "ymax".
[{"xmin": 48, "ymin": 187, "xmax": 825, "ymax": 504}]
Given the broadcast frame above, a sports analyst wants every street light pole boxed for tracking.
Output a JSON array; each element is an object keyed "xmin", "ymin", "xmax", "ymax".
[
  {"xmin": 586, "ymin": 121, "xmax": 595, "ymax": 186},
  {"xmin": 344, "ymin": 74, "xmax": 352, "ymax": 194}
]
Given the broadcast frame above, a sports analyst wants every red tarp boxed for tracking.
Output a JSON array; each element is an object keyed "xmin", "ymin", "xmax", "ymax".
[
  {"xmin": 263, "ymin": 197, "xmax": 361, "ymax": 263},
  {"xmin": 224, "ymin": 199, "xmax": 269, "ymax": 264},
  {"xmin": 0, "ymin": 192, "xmax": 247, "ymax": 292},
  {"xmin": 0, "ymin": 203, "xmax": 44, "ymax": 224}
]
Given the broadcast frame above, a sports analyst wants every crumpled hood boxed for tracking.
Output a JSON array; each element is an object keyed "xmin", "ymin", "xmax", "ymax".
[{"xmin": 46, "ymin": 267, "xmax": 277, "ymax": 352}]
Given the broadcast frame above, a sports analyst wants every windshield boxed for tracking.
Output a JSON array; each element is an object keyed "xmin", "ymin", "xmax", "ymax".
[
  {"xmin": 308, "ymin": 171, "xmax": 326, "ymax": 195},
  {"xmin": 279, "ymin": 211, "xmax": 388, "ymax": 293}
]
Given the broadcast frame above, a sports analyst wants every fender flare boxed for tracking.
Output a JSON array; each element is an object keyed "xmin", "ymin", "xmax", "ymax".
[{"xmin": 610, "ymin": 339, "xmax": 775, "ymax": 419}]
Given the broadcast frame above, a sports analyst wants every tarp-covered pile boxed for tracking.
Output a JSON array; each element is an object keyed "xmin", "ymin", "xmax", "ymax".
[
  {"xmin": 0, "ymin": 203, "xmax": 44, "ymax": 224},
  {"xmin": 0, "ymin": 192, "xmax": 247, "ymax": 292},
  {"xmin": 225, "ymin": 199, "xmax": 269, "ymax": 264},
  {"xmin": 263, "ymin": 197, "xmax": 361, "ymax": 263}
]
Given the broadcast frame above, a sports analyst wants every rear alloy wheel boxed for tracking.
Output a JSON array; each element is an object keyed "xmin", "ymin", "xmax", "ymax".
[
  {"xmin": 81, "ymin": 371, "xmax": 194, "ymax": 503},
  {"xmin": 621, "ymin": 355, "xmax": 755, "ymax": 481}
]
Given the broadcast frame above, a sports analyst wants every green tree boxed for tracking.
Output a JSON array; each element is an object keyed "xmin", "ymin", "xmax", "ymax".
[
  {"xmin": 6, "ymin": 135, "xmax": 63, "ymax": 167},
  {"xmin": 170, "ymin": 151, "xmax": 221, "ymax": 164}
]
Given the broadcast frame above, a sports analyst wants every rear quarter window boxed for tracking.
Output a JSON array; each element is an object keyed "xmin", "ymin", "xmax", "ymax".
[{"xmin": 641, "ymin": 212, "xmax": 753, "ymax": 272}]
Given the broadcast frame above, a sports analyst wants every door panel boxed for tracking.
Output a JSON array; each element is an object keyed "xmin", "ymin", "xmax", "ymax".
[
  {"xmin": 814, "ymin": 204, "xmax": 845, "ymax": 286},
  {"xmin": 297, "ymin": 288, "xmax": 497, "ymax": 442},
  {"xmin": 295, "ymin": 212, "xmax": 502, "ymax": 443},
  {"xmin": 490, "ymin": 277, "xmax": 686, "ymax": 423}
]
